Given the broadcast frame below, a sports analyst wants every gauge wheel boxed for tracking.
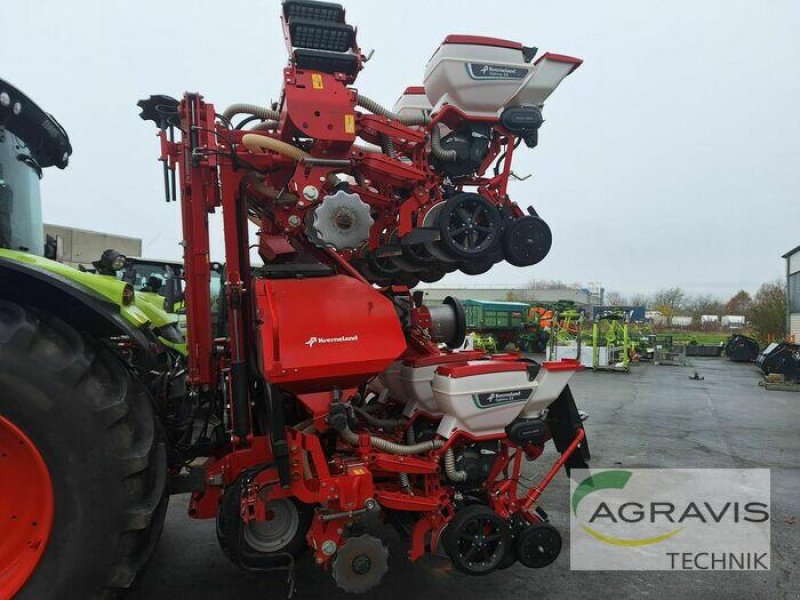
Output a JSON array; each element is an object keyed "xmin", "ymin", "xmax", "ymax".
[
  {"xmin": 437, "ymin": 193, "xmax": 502, "ymax": 259},
  {"xmin": 442, "ymin": 505, "xmax": 511, "ymax": 575}
]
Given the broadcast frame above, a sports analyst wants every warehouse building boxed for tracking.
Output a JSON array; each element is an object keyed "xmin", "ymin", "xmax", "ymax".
[
  {"xmin": 44, "ymin": 224, "xmax": 142, "ymax": 267},
  {"xmin": 417, "ymin": 285, "xmax": 602, "ymax": 311},
  {"xmin": 784, "ymin": 245, "xmax": 800, "ymax": 342}
]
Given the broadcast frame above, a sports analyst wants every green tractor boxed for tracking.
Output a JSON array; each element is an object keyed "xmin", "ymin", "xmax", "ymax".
[{"xmin": 0, "ymin": 78, "xmax": 181, "ymax": 598}]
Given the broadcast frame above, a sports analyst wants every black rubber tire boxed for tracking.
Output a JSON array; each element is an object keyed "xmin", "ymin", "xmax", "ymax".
[
  {"xmin": 417, "ymin": 266, "xmax": 447, "ymax": 283},
  {"xmin": 216, "ymin": 476, "xmax": 312, "ymax": 568},
  {"xmin": 458, "ymin": 257, "xmax": 495, "ymax": 276},
  {"xmin": 516, "ymin": 522, "xmax": 562, "ymax": 569},
  {"xmin": 366, "ymin": 250, "xmax": 401, "ymax": 277},
  {"xmin": 441, "ymin": 504, "xmax": 510, "ymax": 576},
  {"xmin": 502, "ymin": 216, "xmax": 552, "ymax": 267},
  {"xmin": 437, "ymin": 193, "xmax": 502, "ymax": 260},
  {"xmin": 0, "ymin": 300, "xmax": 168, "ymax": 600},
  {"xmin": 402, "ymin": 242, "xmax": 439, "ymax": 266}
]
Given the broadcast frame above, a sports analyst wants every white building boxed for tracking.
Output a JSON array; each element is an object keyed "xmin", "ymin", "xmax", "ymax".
[
  {"xmin": 671, "ymin": 316, "xmax": 693, "ymax": 328},
  {"xmin": 701, "ymin": 314, "xmax": 720, "ymax": 325},
  {"xmin": 44, "ymin": 224, "xmax": 142, "ymax": 268},
  {"xmin": 783, "ymin": 245, "xmax": 800, "ymax": 342},
  {"xmin": 645, "ymin": 310, "xmax": 667, "ymax": 325},
  {"xmin": 721, "ymin": 315, "xmax": 746, "ymax": 328},
  {"xmin": 416, "ymin": 286, "xmax": 602, "ymax": 310}
]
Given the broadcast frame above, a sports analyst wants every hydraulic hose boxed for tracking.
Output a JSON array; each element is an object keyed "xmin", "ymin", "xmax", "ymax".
[
  {"xmin": 242, "ymin": 133, "xmax": 310, "ymax": 161},
  {"xmin": 443, "ymin": 448, "xmax": 468, "ymax": 482},
  {"xmin": 339, "ymin": 425, "xmax": 443, "ymax": 455},
  {"xmin": 249, "ymin": 120, "xmax": 279, "ymax": 132},
  {"xmin": 430, "ymin": 125, "xmax": 458, "ymax": 162},
  {"xmin": 356, "ymin": 93, "xmax": 431, "ymax": 126},
  {"xmin": 353, "ymin": 406, "xmax": 406, "ymax": 429},
  {"xmin": 222, "ymin": 103, "xmax": 280, "ymax": 123},
  {"xmin": 242, "ymin": 134, "xmax": 343, "ymax": 190}
]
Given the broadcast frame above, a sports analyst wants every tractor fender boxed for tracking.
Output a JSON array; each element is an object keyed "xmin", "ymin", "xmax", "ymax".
[{"xmin": 0, "ymin": 257, "xmax": 163, "ymax": 364}]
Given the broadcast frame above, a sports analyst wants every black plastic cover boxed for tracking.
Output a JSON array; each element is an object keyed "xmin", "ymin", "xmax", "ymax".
[
  {"xmin": 283, "ymin": 0, "xmax": 345, "ymax": 23},
  {"xmin": 500, "ymin": 105, "xmax": 544, "ymax": 133},
  {"xmin": 289, "ymin": 18, "xmax": 354, "ymax": 52},
  {"xmin": 501, "ymin": 105, "xmax": 543, "ymax": 148},
  {"xmin": 505, "ymin": 417, "xmax": 547, "ymax": 446},
  {"xmin": 293, "ymin": 48, "xmax": 358, "ymax": 76},
  {"xmin": 0, "ymin": 77, "xmax": 72, "ymax": 169}
]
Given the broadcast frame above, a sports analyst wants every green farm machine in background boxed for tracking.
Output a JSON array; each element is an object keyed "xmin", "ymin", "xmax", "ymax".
[
  {"xmin": 460, "ymin": 298, "xmax": 587, "ymax": 356},
  {"xmin": 591, "ymin": 310, "xmax": 631, "ymax": 372},
  {"xmin": 462, "ymin": 299, "xmax": 530, "ymax": 351}
]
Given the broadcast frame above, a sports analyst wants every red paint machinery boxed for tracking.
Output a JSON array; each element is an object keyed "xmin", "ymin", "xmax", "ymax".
[{"xmin": 139, "ymin": 0, "xmax": 588, "ymax": 592}]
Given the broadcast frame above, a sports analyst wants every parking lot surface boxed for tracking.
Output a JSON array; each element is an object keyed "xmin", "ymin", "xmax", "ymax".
[{"xmin": 131, "ymin": 358, "xmax": 799, "ymax": 599}]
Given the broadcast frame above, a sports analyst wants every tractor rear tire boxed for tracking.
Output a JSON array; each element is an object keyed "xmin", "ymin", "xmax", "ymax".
[{"xmin": 0, "ymin": 300, "xmax": 168, "ymax": 600}]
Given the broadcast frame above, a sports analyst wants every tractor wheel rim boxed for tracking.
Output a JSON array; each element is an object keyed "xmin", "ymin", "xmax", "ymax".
[{"xmin": 0, "ymin": 414, "xmax": 54, "ymax": 598}]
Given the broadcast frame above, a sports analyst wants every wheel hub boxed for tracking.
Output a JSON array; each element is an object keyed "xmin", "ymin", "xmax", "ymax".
[
  {"xmin": 516, "ymin": 522, "xmax": 562, "ymax": 569},
  {"xmin": 0, "ymin": 415, "xmax": 53, "ymax": 598},
  {"xmin": 242, "ymin": 498, "xmax": 300, "ymax": 554},
  {"xmin": 438, "ymin": 193, "xmax": 502, "ymax": 259}
]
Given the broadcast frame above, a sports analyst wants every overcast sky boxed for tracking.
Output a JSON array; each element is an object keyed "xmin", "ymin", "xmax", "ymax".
[{"xmin": 4, "ymin": 0, "xmax": 799, "ymax": 299}]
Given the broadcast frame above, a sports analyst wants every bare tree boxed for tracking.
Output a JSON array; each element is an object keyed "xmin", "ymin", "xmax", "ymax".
[
  {"xmin": 652, "ymin": 287, "xmax": 686, "ymax": 327},
  {"xmin": 630, "ymin": 293, "xmax": 649, "ymax": 308},
  {"xmin": 605, "ymin": 291, "xmax": 628, "ymax": 306},
  {"xmin": 526, "ymin": 279, "xmax": 572, "ymax": 290},
  {"xmin": 686, "ymin": 293, "xmax": 723, "ymax": 326}
]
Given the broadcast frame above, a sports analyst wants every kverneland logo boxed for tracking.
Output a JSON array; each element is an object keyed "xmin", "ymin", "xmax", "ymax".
[{"xmin": 304, "ymin": 334, "xmax": 359, "ymax": 348}]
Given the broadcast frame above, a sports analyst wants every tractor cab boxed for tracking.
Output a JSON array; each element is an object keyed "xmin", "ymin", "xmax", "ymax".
[{"xmin": 0, "ymin": 78, "xmax": 71, "ymax": 255}]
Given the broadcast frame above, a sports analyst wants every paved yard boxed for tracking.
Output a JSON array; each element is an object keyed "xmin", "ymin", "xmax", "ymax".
[{"xmin": 131, "ymin": 358, "xmax": 800, "ymax": 599}]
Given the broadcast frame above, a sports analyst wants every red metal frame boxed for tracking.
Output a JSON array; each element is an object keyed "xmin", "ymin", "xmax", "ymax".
[{"xmin": 149, "ymin": 9, "xmax": 586, "ymax": 577}]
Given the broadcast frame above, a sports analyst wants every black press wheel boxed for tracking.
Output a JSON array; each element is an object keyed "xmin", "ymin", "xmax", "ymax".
[
  {"xmin": 503, "ymin": 215, "xmax": 552, "ymax": 267},
  {"xmin": 458, "ymin": 259, "xmax": 494, "ymax": 276},
  {"xmin": 403, "ymin": 242, "xmax": 439, "ymax": 266},
  {"xmin": 515, "ymin": 522, "xmax": 562, "ymax": 569},
  {"xmin": 438, "ymin": 193, "xmax": 502, "ymax": 259},
  {"xmin": 366, "ymin": 249, "xmax": 402, "ymax": 278},
  {"xmin": 458, "ymin": 247, "xmax": 503, "ymax": 275},
  {"xmin": 442, "ymin": 505, "xmax": 511, "ymax": 575},
  {"xmin": 417, "ymin": 266, "xmax": 447, "ymax": 284}
]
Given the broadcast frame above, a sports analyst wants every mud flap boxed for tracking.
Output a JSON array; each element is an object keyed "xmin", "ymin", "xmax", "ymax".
[{"xmin": 546, "ymin": 385, "xmax": 590, "ymax": 474}]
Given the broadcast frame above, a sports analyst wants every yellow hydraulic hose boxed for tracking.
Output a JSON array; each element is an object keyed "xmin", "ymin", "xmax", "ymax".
[{"xmin": 241, "ymin": 134, "xmax": 310, "ymax": 161}]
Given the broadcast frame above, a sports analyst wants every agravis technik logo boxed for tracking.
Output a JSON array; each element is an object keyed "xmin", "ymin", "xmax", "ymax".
[
  {"xmin": 570, "ymin": 469, "xmax": 770, "ymax": 570},
  {"xmin": 572, "ymin": 470, "xmax": 683, "ymax": 547}
]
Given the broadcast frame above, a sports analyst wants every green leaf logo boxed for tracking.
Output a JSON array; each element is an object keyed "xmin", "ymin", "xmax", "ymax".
[{"xmin": 572, "ymin": 470, "xmax": 683, "ymax": 547}]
